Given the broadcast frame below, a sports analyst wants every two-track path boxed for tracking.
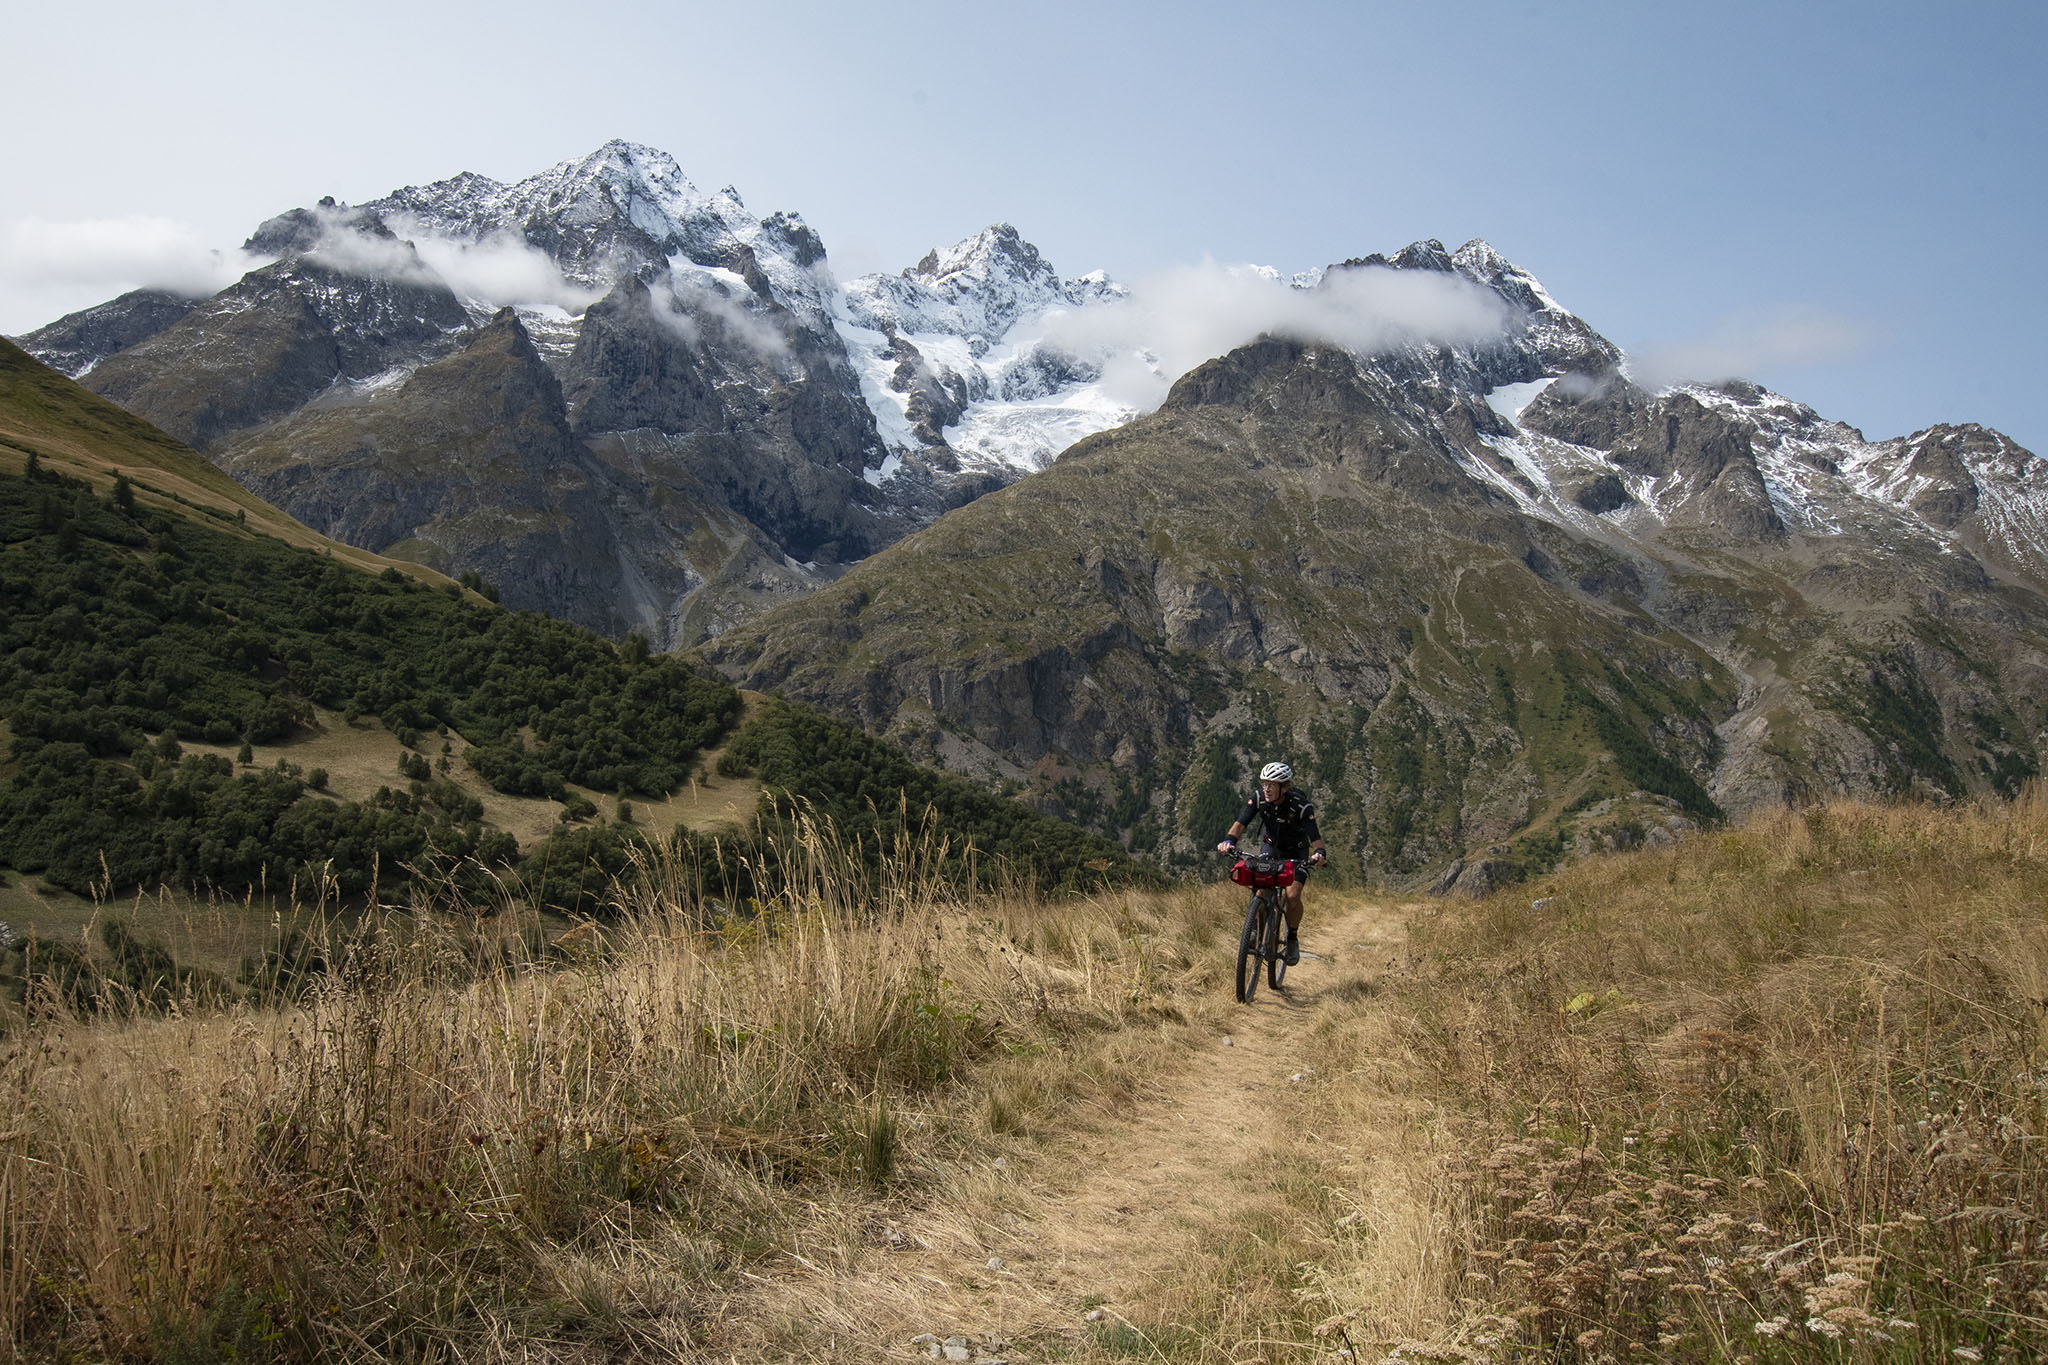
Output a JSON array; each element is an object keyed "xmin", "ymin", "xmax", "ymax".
[{"xmin": 726, "ymin": 895, "xmax": 1409, "ymax": 1361}]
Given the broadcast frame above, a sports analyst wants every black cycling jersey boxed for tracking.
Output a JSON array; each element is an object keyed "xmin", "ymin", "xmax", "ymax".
[{"xmin": 1236, "ymin": 788, "xmax": 1320, "ymax": 856}]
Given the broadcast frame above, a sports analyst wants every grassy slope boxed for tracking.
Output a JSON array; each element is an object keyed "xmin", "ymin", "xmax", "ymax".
[
  {"xmin": 1298, "ymin": 795, "xmax": 2048, "ymax": 1360},
  {"xmin": 0, "ymin": 338, "xmax": 455, "ymax": 588}
]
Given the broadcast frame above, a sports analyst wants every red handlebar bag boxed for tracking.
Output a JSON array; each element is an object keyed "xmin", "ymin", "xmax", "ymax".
[{"xmin": 1231, "ymin": 859, "xmax": 1296, "ymax": 888}]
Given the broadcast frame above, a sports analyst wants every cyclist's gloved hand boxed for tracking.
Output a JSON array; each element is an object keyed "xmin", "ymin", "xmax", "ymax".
[
  {"xmin": 1310, "ymin": 850, "xmax": 1327, "ymax": 866},
  {"xmin": 1217, "ymin": 840, "xmax": 1237, "ymax": 855}
]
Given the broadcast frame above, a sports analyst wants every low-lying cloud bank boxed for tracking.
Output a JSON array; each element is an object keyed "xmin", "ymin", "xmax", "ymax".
[
  {"xmin": 1038, "ymin": 260, "xmax": 1515, "ymax": 410},
  {"xmin": 310, "ymin": 209, "xmax": 603, "ymax": 314},
  {"xmin": 1, "ymin": 216, "xmax": 271, "ymax": 302},
  {"xmin": 2, "ymin": 209, "xmax": 607, "ymax": 324}
]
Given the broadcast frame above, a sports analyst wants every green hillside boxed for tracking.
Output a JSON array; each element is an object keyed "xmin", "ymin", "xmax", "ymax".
[
  {"xmin": 0, "ymin": 336, "xmax": 450, "ymax": 583},
  {"xmin": 706, "ymin": 340, "xmax": 2048, "ymax": 889},
  {"xmin": 708, "ymin": 342, "xmax": 1746, "ymax": 885},
  {"xmin": 0, "ymin": 344, "xmax": 1148, "ymax": 980}
]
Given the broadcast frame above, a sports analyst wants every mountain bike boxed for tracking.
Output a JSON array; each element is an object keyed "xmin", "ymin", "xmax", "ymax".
[{"xmin": 1230, "ymin": 852, "xmax": 1296, "ymax": 1003}]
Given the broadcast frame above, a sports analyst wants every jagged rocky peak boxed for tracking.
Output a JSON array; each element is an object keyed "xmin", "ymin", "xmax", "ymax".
[
  {"xmin": 1865, "ymin": 423, "xmax": 2046, "ymax": 531},
  {"xmin": 242, "ymin": 198, "xmax": 392, "ymax": 256},
  {"xmin": 844, "ymin": 223, "xmax": 1120, "ymax": 342},
  {"xmin": 363, "ymin": 141, "xmax": 731, "ymax": 289},
  {"xmin": 18, "ymin": 288, "xmax": 200, "ymax": 378},
  {"xmin": 219, "ymin": 140, "xmax": 831, "ymax": 323},
  {"xmin": 1324, "ymin": 237, "xmax": 1623, "ymax": 382},
  {"xmin": 1347, "ymin": 238, "xmax": 1459, "ymax": 273},
  {"xmin": 1339, "ymin": 235, "xmax": 1519, "ymax": 284},
  {"xmin": 1898, "ymin": 423, "xmax": 2035, "ymax": 477},
  {"xmin": 370, "ymin": 141, "xmax": 728, "ymax": 245},
  {"xmin": 910, "ymin": 223, "xmax": 1055, "ymax": 287}
]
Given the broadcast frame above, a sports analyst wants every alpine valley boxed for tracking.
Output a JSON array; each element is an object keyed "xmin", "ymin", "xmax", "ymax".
[{"xmin": 19, "ymin": 141, "xmax": 2048, "ymax": 887}]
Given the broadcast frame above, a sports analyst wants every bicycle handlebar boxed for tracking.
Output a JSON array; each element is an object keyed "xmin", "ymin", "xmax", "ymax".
[{"xmin": 1220, "ymin": 846, "xmax": 1326, "ymax": 868}]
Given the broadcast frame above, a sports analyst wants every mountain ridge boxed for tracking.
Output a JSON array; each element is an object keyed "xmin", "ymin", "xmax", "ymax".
[
  {"xmin": 13, "ymin": 142, "xmax": 2048, "ymax": 884},
  {"xmin": 706, "ymin": 322, "xmax": 2048, "ymax": 885}
]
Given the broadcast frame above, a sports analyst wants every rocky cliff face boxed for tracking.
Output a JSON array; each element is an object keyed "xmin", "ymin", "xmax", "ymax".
[
  {"xmin": 18, "ymin": 147, "xmax": 1180, "ymax": 648},
  {"xmin": 18, "ymin": 289, "xmax": 199, "ymax": 377},
  {"xmin": 211, "ymin": 308, "xmax": 642, "ymax": 629},
  {"xmin": 706, "ymin": 274, "xmax": 2048, "ymax": 886},
  {"xmin": 17, "ymin": 143, "xmax": 963, "ymax": 645}
]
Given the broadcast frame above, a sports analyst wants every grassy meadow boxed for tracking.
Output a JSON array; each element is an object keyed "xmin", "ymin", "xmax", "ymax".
[
  {"xmin": 0, "ymin": 812, "xmax": 1232, "ymax": 1363},
  {"xmin": 1299, "ymin": 795, "xmax": 2048, "ymax": 1363},
  {"xmin": 1, "ymin": 794, "xmax": 2043, "ymax": 1362}
]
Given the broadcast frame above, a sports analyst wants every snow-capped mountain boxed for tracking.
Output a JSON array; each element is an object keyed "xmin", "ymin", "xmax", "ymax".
[
  {"xmin": 16, "ymin": 139, "xmax": 2048, "ymax": 660},
  {"xmin": 706, "ymin": 260, "xmax": 2048, "ymax": 875},
  {"xmin": 837, "ymin": 223, "xmax": 1134, "ymax": 476},
  {"xmin": 17, "ymin": 136, "xmax": 2048, "ymax": 871},
  {"xmin": 1463, "ymin": 368, "xmax": 2048, "ymax": 586}
]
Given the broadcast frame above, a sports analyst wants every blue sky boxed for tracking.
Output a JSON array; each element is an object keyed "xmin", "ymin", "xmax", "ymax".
[{"xmin": 4, "ymin": 0, "xmax": 2042, "ymax": 451}]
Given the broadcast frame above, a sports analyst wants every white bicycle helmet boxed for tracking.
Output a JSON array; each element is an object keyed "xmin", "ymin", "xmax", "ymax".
[{"xmin": 1259, "ymin": 761, "xmax": 1293, "ymax": 783}]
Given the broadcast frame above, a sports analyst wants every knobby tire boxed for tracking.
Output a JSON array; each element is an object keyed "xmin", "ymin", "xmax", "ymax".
[
  {"xmin": 1236, "ymin": 892, "xmax": 1265, "ymax": 1003},
  {"xmin": 1266, "ymin": 895, "xmax": 1288, "ymax": 991}
]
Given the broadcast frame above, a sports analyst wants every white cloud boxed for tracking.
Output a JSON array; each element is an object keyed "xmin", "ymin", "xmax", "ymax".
[
  {"xmin": 655, "ymin": 272, "xmax": 794, "ymax": 366},
  {"xmin": 0, "ymin": 215, "xmax": 270, "ymax": 300},
  {"xmin": 1037, "ymin": 259, "xmax": 1514, "ymax": 409},
  {"xmin": 389, "ymin": 216, "xmax": 604, "ymax": 312},
  {"xmin": 303, "ymin": 214, "xmax": 439, "ymax": 285},
  {"xmin": 1631, "ymin": 307, "xmax": 1880, "ymax": 391},
  {"xmin": 299, "ymin": 208, "xmax": 604, "ymax": 313}
]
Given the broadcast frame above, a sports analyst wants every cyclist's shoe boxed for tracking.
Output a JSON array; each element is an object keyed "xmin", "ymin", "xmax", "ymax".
[{"xmin": 1283, "ymin": 936, "xmax": 1300, "ymax": 966}]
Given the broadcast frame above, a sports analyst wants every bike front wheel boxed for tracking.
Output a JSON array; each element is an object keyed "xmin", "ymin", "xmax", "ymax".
[
  {"xmin": 1236, "ymin": 892, "xmax": 1265, "ymax": 1003},
  {"xmin": 1266, "ymin": 898, "xmax": 1288, "ymax": 991}
]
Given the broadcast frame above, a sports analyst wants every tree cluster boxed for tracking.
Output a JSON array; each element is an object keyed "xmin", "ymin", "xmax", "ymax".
[
  {"xmin": 0, "ymin": 463, "xmax": 737, "ymax": 896},
  {"xmin": 717, "ymin": 697, "xmax": 1155, "ymax": 892}
]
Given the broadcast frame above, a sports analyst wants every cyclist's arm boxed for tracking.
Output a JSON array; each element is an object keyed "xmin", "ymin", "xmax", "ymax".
[{"xmin": 1303, "ymin": 805, "xmax": 1328, "ymax": 864}]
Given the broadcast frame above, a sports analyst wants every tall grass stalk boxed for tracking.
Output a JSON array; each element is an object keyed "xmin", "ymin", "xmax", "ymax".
[
  {"xmin": 0, "ymin": 810, "xmax": 1209, "ymax": 1362},
  {"xmin": 1316, "ymin": 794, "xmax": 2048, "ymax": 1362}
]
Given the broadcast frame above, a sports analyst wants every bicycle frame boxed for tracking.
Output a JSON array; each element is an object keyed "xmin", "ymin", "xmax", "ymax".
[{"xmin": 1233, "ymin": 853, "xmax": 1293, "ymax": 1003}]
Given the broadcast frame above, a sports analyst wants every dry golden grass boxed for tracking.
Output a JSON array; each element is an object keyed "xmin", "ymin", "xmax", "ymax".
[
  {"xmin": 0, "ymin": 813, "xmax": 1222, "ymax": 1363},
  {"xmin": 1303, "ymin": 794, "xmax": 2048, "ymax": 1363},
  {"xmin": 8, "ymin": 796, "xmax": 2041, "ymax": 1363}
]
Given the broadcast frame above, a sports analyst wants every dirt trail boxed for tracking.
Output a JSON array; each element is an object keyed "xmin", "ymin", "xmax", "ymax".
[{"xmin": 740, "ymin": 894, "xmax": 1410, "ymax": 1359}]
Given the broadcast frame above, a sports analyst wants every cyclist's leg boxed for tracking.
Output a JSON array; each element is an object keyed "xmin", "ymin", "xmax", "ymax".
[
  {"xmin": 1282, "ymin": 848, "xmax": 1308, "ymax": 930},
  {"xmin": 1281, "ymin": 851, "xmax": 1307, "ymax": 964}
]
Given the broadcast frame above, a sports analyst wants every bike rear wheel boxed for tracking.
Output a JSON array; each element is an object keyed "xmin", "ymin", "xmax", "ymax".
[{"xmin": 1236, "ymin": 892, "xmax": 1265, "ymax": 1003}]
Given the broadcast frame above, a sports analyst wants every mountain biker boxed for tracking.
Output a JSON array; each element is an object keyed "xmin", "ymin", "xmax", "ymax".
[{"xmin": 1215, "ymin": 761, "xmax": 1328, "ymax": 965}]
